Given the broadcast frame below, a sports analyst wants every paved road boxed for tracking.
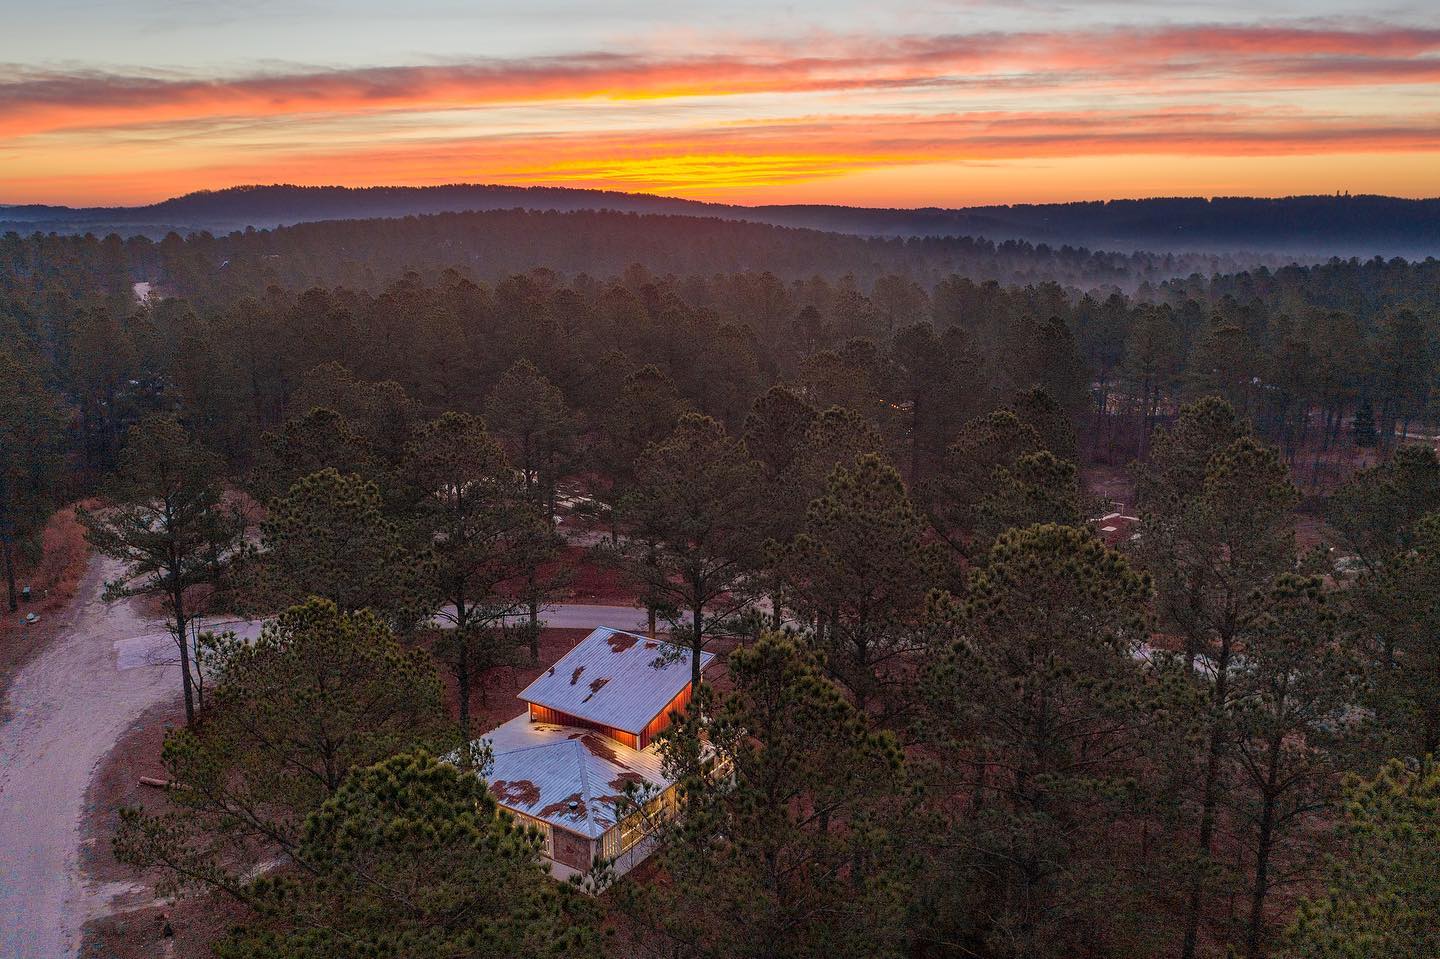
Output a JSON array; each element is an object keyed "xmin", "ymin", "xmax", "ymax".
[
  {"xmin": 0, "ymin": 562, "xmax": 644, "ymax": 959},
  {"xmin": 112, "ymin": 603, "xmax": 652, "ymax": 674}
]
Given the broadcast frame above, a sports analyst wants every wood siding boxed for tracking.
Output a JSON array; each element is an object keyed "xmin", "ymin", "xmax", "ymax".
[
  {"xmin": 527, "ymin": 702, "xmax": 640, "ymax": 749},
  {"xmin": 639, "ymin": 682, "xmax": 694, "ymax": 749}
]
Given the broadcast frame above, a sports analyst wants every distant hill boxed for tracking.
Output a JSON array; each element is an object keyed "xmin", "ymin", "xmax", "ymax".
[{"xmin": 3, "ymin": 184, "xmax": 1438, "ymax": 258}]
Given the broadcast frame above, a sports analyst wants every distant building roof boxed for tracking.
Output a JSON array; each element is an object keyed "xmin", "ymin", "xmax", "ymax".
[
  {"xmin": 516, "ymin": 626, "xmax": 713, "ymax": 735},
  {"xmin": 481, "ymin": 715, "xmax": 671, "ymax": 838},
  {"xmin": 1091, "ymin": 510, "xmax": 1140, "ymax": 547}
]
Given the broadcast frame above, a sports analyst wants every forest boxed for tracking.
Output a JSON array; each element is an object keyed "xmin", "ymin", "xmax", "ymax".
[{"xmin": 2, "ymin": 213, "xmax": 1439, "ymax": 959}]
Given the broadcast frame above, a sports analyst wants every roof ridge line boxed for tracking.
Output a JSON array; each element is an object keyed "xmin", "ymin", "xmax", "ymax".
[{"xmin": 571, "ymin": 739, "xmax": 602, "ymax": 831}]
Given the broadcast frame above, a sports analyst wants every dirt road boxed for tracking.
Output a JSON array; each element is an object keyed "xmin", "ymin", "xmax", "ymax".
[
  {"xmin": 0, "ymin": 557, "xmax": 645, "ymax": 959},
  {"xmin": 112, "ymin": 602, "xmax": 655, "ymax": 671},
  {"xmin": 0, "ymin": 557, "xmax": 177, "ymax": 957}
]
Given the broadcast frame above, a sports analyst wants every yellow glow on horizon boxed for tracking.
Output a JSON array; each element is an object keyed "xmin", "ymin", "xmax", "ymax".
[
  {"xmin": 4, "ymin": 149, "xmax": 1436, "ymax": 211},
  {"xmin": 496, "ymin": 152, "xmax": 901, "ymax": 192}
]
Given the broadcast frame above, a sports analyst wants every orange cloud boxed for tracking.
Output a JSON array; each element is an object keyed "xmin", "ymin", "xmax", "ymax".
[
  {"xmin": 25, "ymin": 107, "xmax": 1430, "ymax": 196},
  {"xmin": 3, "ymin": 24, "xmax": 1439, "ymax": 139},
  {"xmin": 3, "ymin": 21, "xmax": 1438, "ymax": 205}
]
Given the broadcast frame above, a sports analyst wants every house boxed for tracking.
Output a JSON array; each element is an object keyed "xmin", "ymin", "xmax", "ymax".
[
  {"xmin": 1092, "ymin": 509, "xmax": 1140, "ymax": 547},
  {"xmin": 476, "ymin": 626, "xmax": 714, "ymax": 880}
]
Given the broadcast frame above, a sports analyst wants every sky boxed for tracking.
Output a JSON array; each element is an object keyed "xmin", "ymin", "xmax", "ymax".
[{"xmin": 1, "ymin": 0, "xmax": 1438, "ymax": 207}]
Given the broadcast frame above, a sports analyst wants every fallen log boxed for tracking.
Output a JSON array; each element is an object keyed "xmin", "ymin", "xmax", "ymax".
[{"xmin": 138, "ymin": 776, "xmax": 176, "ymax": 789}]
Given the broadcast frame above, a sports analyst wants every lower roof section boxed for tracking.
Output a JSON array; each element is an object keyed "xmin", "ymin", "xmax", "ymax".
[{"xmin": 479, "ymin": 713, "xmax": 673, "ymax": 839}]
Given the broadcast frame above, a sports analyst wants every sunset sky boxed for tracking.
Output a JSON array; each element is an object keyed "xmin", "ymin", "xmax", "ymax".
[{"xmin": 3, "ymin": 1, "xmax": 1438, "ymax": 207}]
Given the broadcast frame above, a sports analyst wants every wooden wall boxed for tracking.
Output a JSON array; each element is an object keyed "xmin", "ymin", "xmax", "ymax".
[
  {"xmin": 527, "ymin": 703, "xmax": 640, "ymax": 749},
  {"xmin": 639, "ymin": 683, "xmax": 694, "ymax": 749}
]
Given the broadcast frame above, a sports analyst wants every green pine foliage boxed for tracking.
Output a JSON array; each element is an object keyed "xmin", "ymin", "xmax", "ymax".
[
  {"xmin": 114, "ymin": 598, "xmax": 448, "ymax": 898},
  {"xmin": 261, "ymin": 467, "xmax": 422, "ymax": 625},
  {"xmin": 782, "ymin": 453, "xmax": 939, "ymax": 713},
  {"xmin": 215, "ymin": 751, "xmax": 603, "ymax": 959},
  {"xmin": 622, "ymin": 634, "xmax": 910, "ymax": 959},
  {"xmin": 1284, "ymin": 761, "xmax": 1440, "ymax": 959},
  {"xmin": 917, "ymin": 523, "xmax": 1192, "ymax": 958},
  {"xmin": 0, "ymin": 347, "xmax": 66, "ymax": 611},
  {"xmin": 611, "ymin": 413, "xmax": 765, "ymax": 686}
]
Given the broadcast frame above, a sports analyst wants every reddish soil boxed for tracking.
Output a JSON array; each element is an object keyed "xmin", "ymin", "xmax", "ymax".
[
  {"xmin": 551, "ymin": 545, "xmax": 637, "ymax": 604},
  {"xmin": 81, "ymin": 701, "xmax": 183, "ymax": 886},
  {"xmin": 80, "ymin": 700, "xmax": 241, "ymax": 959},
  {"xmin": 1082, "ymin": 463, "xmax": 1135, "ymax": 511},
  {"xmin": 468, "ymin": 627, "xmax": 592, "ymax": 732},
  {"xmin": 0, "ymin": 504, "xmax": 91, "ymax": 710}
]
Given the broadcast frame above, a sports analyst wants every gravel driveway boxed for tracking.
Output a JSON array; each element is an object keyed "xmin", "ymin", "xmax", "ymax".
[
  {"xmin": 0, "ymin": 556, "xmax": 644, "ymax": 959},
  {"xmin": 0, "ymin": 557, "xmax": 177, "ymax": 958}
]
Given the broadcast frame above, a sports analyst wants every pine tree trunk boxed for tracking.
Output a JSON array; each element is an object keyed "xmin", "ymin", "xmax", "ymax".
[
  {"xmin": 909, "ymin": 392, "xmax": 922, "ymax": 485},
  {"xmin": 690, "ymin": 606, "xmax": 703, "ymax": 688},
  {"xmin": 690, "ymin": 577, "xmax": 704, "ymax": 687},
  {"xmin": 1244, "ymin": 753, "xmax": 1282, "ymax": 959},
  {"xmin": 528, "ymin": 576, "xmax": 541, "ymax": 663},
  {"xmin": 455, "ymin": 595, "xmax": 472, "ymax": 741},
  {"xmin": 2, "ymin": 534, "xmax": 17, "ymax": 613},
  {"xmin": 457, "ymin": 640, "xmax": 471, "ymax": 742},
  {"xmin": 1181, "ymin": 637, "xmax": 1233, "ymax": 959},
  {"xmin": 172, "ymin": 585, "xmax": 196, "ymax": 726}
]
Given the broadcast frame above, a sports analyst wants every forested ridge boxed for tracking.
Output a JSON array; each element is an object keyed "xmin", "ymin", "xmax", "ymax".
[
  {"xmin": 3, "ymin": 213, "xmax": 1440, "ymax": 959},
  {"xmin": 6, "ymin": 184, "xmax": 1438, "ymax": 256}
]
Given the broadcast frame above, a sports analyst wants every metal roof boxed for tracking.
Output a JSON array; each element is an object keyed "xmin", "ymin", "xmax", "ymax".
[
  {"xmin": 480, "ymin": 714, "xmax": 672, "ymax": 838},
  {"xmin": 516, "ymin": 627, "xmax": 714, "ymax": 735}
]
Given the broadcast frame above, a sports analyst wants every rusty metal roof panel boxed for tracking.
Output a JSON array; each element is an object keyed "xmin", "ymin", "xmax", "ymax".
[
  {"xmin": 480, "ymin": 714, "xmax": 671, "ymax": 838},
  {"xmin": 516, "ymin": 626, "xmax": 714, "ymax": 734}
]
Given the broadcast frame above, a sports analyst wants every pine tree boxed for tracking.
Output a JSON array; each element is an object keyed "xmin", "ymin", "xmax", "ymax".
[
  {"xmin": 623, "ymin": 634, "xmax": 909, "ymax": 959},
  {"xmin": 1326, "ymin": 443, "xmax": 1440, "ymax": 574},
  {"xmin": 924, "ymin": 408, "xmax": 1041, "ymax": 555},
  {"xmin": 1349, "ymin": 511, "xmax": 1440, "ymax": 757},
  {"xmin": 1352, "ymin": 397, "xmax": 1377, "ymax": 449},
  {"xmin": 213, "ymin": 752, "xmax": 602, "ymax": 959},
  {"xmin": 80, "ymin": 414, "xmax": 246, "ymax": 724},
  {"xmin": 484, "ymin": 358, "xmax": 577, "ymax": 516},
  {"xmin": 782, "ymin": 454, "xmax": 938, "ymax": 714},
  {"xmin": 1133, "ymin": 395, "xmax": 1246, "ymax": 514},
  {"xmin": 250, "ymin": 405, "xmax": 377, "ymax": 504},
  {"xmin": 0, "ymin": 348, "xmax": 65, "ymax": 612},
  {"xmin": 783, "ymin": 406, "xmax": 888, "ymax": 516},
  {"xmin": 114, "ymin": 599, "xmax": 447, "ymax": 897},
  {"xmin": 742, "ymin": 384, "xmax": 817, "ymax": 484},
  {"xmin": 1284, "ymin": 761, "xmax": 1440, "ymax": 959},
  {"xmin": 401, "ymin": 411, "xmax": 553, "ymax": 737},
  {"xmin": 287, "ymin": 362, "xmax": 419, "ymax": 469},
  {"xmin": 1012, "ymin": 386, "xmax": 1080, "ymax": 464},
  {"xmin": 261, "ymin": 468, "xmax": 419, "ymax": 625},
  {"xmin": 973, "ymin": 449, "xmax": 1088, "ymax": 546},
  {"xmin": 918, "ymin": 523, "xmax": 1186, "ymax": 958},
  {"xmin": 1136, "ymin": 404, "xmax": 1300, "ymax": 959},
  {"xmin": 592, "ymin": 364, "xmax": 689, "ymax": 537},
  {"xmin": 611, "ymin": 413, "xmax": 764, "ymax": 686},
  {"xmin": 1231, "ymin": 576, "xmax": 1365, "ymax": 958}
]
